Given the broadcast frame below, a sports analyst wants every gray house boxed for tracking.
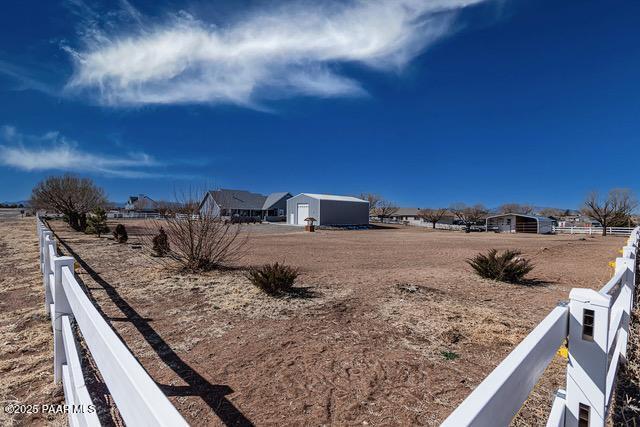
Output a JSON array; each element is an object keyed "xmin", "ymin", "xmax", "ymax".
[
  {"xmin": 199, "ymin": 189, "xmax": 291, "ymax": 221},
  {"xmin": 286, "ymin": 193, "xmax": 369, "ymax": 226},
  {"xmin": 124, "ymin": 194, "xmax": 156, "ymax": 212}
]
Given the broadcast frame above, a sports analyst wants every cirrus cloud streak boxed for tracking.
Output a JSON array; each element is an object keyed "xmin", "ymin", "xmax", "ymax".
[
  {"xmin": 66, "ymin": 0, "xmax": 487, "ymax": 107},
  {"xmin": 0, "ymin": 125, "xmax": 160, "ymax": 178}
]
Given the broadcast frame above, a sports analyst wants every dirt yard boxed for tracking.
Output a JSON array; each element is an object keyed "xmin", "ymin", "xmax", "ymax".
[
  {"xmin": 0, "ymin": 211, "xmax": 65, "ymax": 427},
  {"xmin": 3, "ymin": 216, "xmax": 628, "ymax": 426}
]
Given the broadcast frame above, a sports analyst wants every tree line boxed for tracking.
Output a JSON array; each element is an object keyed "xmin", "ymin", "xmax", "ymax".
[
  {"xmin": 29, "ymin": 174, "xmax": 638, "ymax": 237},
  {"xmin": 360, "ymin": 190, "xmax": 638, "ymax": 236}
]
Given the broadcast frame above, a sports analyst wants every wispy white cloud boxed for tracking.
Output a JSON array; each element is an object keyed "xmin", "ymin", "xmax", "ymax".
[
  {"xmin": 0, "ymin": 125, "xmax": 161, "ymax": 178},
  {"xmin": 66, "ymin": 0, "xmax": 487, "ymax": 107},
  {"xmin": 0, "ymin": 60, "xmax": 59, "ymax": 96}
]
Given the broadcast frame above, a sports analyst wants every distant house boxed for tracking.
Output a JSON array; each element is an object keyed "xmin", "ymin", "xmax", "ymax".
[
  {"xmin": 486, "ymin": 213, "xmax": 554, "ymax": 234},
  {"xmin": 557, "ymin": 214, "xmax": 600, "ymax": 227},
  {"xmin": 124, "ymin": 194, "xmax": 157, "ymax": 212},
  {"xmin": 261, "ymin": 192, "xmax": 292, "ymax": 221},
  {"xmin": 199, "ymin": 189, "xmax": 291, "ymax": 221},
  {"xmin": 286, "ymin": 193, "xmax": 369, "ymax": 226},
  {"xmin": 386, "ymin": 209, "xmax": 456, "ymax": 226},
  {"xmin": 387, "ymin": 208, "xmax": 422, "ymax": 222}
]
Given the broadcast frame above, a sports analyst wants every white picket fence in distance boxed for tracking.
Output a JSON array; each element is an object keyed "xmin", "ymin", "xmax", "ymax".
[
  {"xmin": 553, "ymin": 226, "xmax": 636, "ymax": 236},
  {"xmin": 443, "ymin": 226, "xmax": 639, "ymax": 427},
  {"xmin": 36, "ymin": 217, "xmax": 188, "ymax": 427}
]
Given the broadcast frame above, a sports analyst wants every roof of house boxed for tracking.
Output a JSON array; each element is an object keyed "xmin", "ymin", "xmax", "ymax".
[
  {"xmin": 262, "ymin": 192, "xmax": 291, "ymax": 210},
  {"xmin": 206, "ymin": 189, "xmax": 267, "ymax": 210},
  {"xmin": 127, "ymin": 194, "xmax": 154, "ymax": 203},
  {"xmin": 486, "ymin": 213, "xmax": 554, "ymax": 222},
  {"xmin": 389, "ymin": 208, "xmax": 422, "ymax": 217},
  {"xmin": 295, "ymin": 193, "xmax": 369, "ymax": 203}
]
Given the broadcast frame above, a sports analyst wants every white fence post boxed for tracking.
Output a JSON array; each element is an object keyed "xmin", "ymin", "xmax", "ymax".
[
  {"xmin": 42, "ymin": 231, "xmax": 54, "ymax": 315},
  {"xmin": 53, "ymin": 255, "xmax": 75, "ymax": 383},
  {"xmin": 615, "ymin": 257, "xmax": 635, "ymax": 362},
  {"xmin": 565, "ymin": 289, "xmax": 611, "ymax": 427},
  {"xmin": 622, "ymin": 245, "xmax": 637, "ymax": 304},
  {"xmin": 37, "ymin": 220, "xmax": 44, "ymax": 272},
  {"xmin": 40, "ymin": 227, "xmax": 48, "ymax": 273}
]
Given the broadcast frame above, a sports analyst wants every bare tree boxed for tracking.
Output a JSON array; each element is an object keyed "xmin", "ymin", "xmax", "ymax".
[
  {"xmin": 466, "ymin": 204, "xmax": 489, "ymax": 223},
  {"xmin": 498, "ymin": 203, "xmax": 534, "ymax": 215},
  {"xmin": 418, "ymin": 208, "xmax": 448, "ymax": 229},
  {"xmin": 144, "ymin": 189, "xmax": 247, "ymax": 272},
  {"xmin": 375, "ymin": 200, "xmax": 399, "ymax": 221},
  {"xmin": 449, "ymin": 203, "xmax": 489, "ymax": 231},
  {"xmin": 30, "ymin": 174, "xmax": 107, "ymax": 231},
  {"xmin": 154, "ymin": 200, "xmax": 175, "ymax": 218},
  {"xmin": 538, "ymin": 208, "xmax": 564, "ymax": 218},
  {"xmin": 582, "ymin": 189, "xmax": 638, "ymax": 236},
  {"xmin": 359, "ymin": 193, "xmax": 381, "ymax": 216}
]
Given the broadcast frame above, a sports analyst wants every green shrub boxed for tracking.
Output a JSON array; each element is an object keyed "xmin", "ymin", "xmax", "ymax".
[
  {"xmin": 467, "ymin": 249, "xmax": 534, "ymax": 283},
  {"xmin": 152, "ymin": 227, "xmax": 170, "ymax": 256},
  {"xmin": 246, "ymin": 262, "xmax": 299, "ymax": 295},
  {"xmin": 441, "ymin": 351, "xmax": 459, "ymax": 361},
  {"xmin": 113, "ymin": 223, "xmax": 128, "ymax": 243},
  {"xmin": 86, "ymin": 207, "xmax": 110, "ymax": 237}
]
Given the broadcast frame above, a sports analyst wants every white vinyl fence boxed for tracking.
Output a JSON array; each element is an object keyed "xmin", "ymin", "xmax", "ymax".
[
  {"xmin": 553, "ymin": 226, "xmax": 635, "ymax": 236},
  {"xmin": 442, "ymin": 226, "xmax": 639, "ymax": 426},
  {"xmin": 36, "ymin": 217, "xmax": 187, "ymax": 427},
  {"xmin": 107, "ymin": 211, "xmax": 161, "ymax": 219}
]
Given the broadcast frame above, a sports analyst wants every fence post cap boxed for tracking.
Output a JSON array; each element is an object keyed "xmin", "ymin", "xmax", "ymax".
[
  {"xmin": 616, "ymin": 256, "xmax": 635, "ymax": 266},
  {"xmin": 569, "ymin": 288, "xmax": 610, "ymax": 307},
  {"xmin": 54, "ymin": 255, "xmax": 74, "ymax": 264}
]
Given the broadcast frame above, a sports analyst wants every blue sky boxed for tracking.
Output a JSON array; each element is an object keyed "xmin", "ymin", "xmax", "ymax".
[{"xmin": 0, "ymin": 0, "xmax": 638, "ymax": 208}]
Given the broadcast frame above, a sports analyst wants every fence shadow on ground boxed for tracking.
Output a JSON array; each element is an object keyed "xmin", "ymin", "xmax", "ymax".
[
  {"xmin": 518, "ymin": 278, "xmax": 555, "ymax": 287},
  {"xmin": 50, "ymin": 226, "xmax": 254, "ymax": 427}
]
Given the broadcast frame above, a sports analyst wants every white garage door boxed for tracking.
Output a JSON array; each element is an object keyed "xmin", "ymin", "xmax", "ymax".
[{"xmin": 296, "ymin": 203, "xmax": 309, "ymax": 225}]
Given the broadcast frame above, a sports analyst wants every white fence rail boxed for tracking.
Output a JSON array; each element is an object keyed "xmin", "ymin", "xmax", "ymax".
[
  {"xmin": 553, "ymin": 226, "xmax": 635, "ymax": 236},
  {"xmin": 37, "ymin": 217, "xmax": 187, "ymax": 427},
  {"xmin": 443, "ymin": 226, "xmax": 640, "ymax": 427},
  {"xmin": 107, "ymin": 211, "xmax": 161, "ymax": 219}
]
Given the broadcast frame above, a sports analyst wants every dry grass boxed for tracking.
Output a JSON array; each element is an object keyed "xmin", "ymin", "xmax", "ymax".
[
  {"xmin": 27, "ymin": 218, "xmax": 628, "ymax": 425},
  {"xmin": 0, "ymin": 213, "xmax": 65, "ymax": 426}
]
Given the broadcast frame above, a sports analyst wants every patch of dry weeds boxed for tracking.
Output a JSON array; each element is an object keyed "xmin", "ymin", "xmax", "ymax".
[{"xmin": 0, "ymin": 217, "xmax": 65, "ymax": 426}]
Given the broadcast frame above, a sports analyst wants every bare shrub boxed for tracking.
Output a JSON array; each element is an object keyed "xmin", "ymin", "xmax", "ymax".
[
  {"xmin": 145, "ymin": 190, "xmax": 247, "ymax": 272},
  {"xmin": 246, "ymin": 262, "xmax": 299, "ymax": 295},
  {"xmin": 112, "ymin": 224, "xmax": 128, "ymax": 243},
  {"xmin": 467, "ymin": 249, "xmax": 534, "ymax": 283}
]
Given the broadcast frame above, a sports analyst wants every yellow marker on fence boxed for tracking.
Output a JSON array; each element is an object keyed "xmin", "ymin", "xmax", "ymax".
[
  {"xmin": 608, "ymin": 260, "xmax": 616, "ymax": 268},
  {"xmin": 618, "ymin": 249, "xmax": 624, "ymax": 255}
]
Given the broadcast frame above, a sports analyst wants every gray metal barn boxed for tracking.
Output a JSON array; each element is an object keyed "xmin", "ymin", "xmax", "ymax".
[
  {"xmin": 286, "ymin": 194, "xmax": 369, "ymax": 226},
  {"xmin": 486, "ymin": 213, "xmax": 554, "ymax": 234}
]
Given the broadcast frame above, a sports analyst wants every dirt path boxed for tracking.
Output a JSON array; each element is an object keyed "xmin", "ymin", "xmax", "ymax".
[
  {"xmin": 44, "ymin": 220, "xmax": 625, "ymax": 426},
  {"xmin": 0, "ymin": 214, "xmax": 65, "ymax": 427}
]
